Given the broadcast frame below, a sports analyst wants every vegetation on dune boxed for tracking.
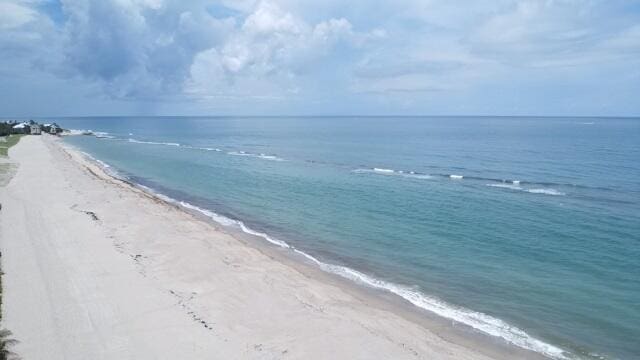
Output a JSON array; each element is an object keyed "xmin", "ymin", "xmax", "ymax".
[
  {"xmin": 0, "ymin": 264, "xmax": 18, "ymax": 359},
  {"xmin": 0, "ymin": 137, "xmax": 20, "ymax": 358},
  {"xmin": 0, "ymin": 124, "xmax": 16, "ymax": 137},
  {"xmin": 0, "ymin": 254, "xmax": 18, "ymax": 360},
  {"xmin": 0, "ymin": 329, "xmax": 17, "ymax": 360},
  {"xmin": 0, "ymin": 135, "xmax": 24, "ymax": 157}
]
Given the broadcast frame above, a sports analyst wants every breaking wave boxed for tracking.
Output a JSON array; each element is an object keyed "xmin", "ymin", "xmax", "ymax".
[
  {"xmin": 77, "ymin": 149, "xmax": 571, "ymax": 360},
  {"xmin": 138, "ymin": 184, "xmax": 570, "ymax": 360},
  {"xmin": 353, "ymin": 168, "xmax": 432, "ymax": 179},
  {"xmin": 228, "ymin": 151, "xmax": 285, "ymax": 161},
  {"xmin": 128, "ymin": 138, "xmax": 180, "ymax": 147},
  {"xmin": 181, "ymin": 145, "xmax": 222, "ymax": 152},
  {"xmin": 486, "ymin": 183, "xmax": 566, "ymax": 196}
]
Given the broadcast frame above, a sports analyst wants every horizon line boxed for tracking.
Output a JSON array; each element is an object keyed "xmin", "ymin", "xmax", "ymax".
[{"xmin": 2, "ymin": 114, "xmax": 639, "ymax": 119}]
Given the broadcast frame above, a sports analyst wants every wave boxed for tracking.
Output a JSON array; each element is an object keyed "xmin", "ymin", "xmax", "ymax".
[
  {"xmin": 78, "ymin": 151, "xmax": 126, "ymax": 181},
  {"xmin": 373, "ymin": 167, "xmax": 394, "ymax": 174},
  {"xmin": 77, "ymin": 150, "xmax": 570, "ymax": 360},
  {"xmin": 486, "ymin": 183, "xmax": 566, "ymax": 196},
  {"xmin": 228, "ymin": 151, "xmax": 285, "ymax": 161},
  {"xmin": 433, "ymin": 173, "xmax": 609, "ymax": 192},
  {"xmin": 144, "ymin": 185, "xmax": 569, "ymax": 360},
  {"xmin": 95, "ymin": 136, "xmax": 284, "ymax": 160},
  {"xmin": 128, "ymin": 138, "xmax": 180, "ymax": 147},
  {"xmin": 94, "ymin": 131, "xmax": 114, "ymax": 139},
  {"xmin": 181, "ymin": 145, "xmax": 222, "ymax": 152},
  {"xmin": 353, "ymin": 168, "xmax": 432, "ymax": 180},
  {"xmin": 486, "ymin": 183, "xmax": 523, "ymax": 190},
  {"xmin": 526, "ymin": 188, "xmax": 566, "ymax": 196},
  {"xmin": 64, "ymin": 129, "xmax": 99, "ymax": 136},
  {"xmin": 354, "ymin": 168, "xmax": 569, "ymax": 195},
  {"xmin": 63, "ymin": 129, "xmax": 115, "ymax": 138},
  {"xmin": 297, "ymin": 251, "xmax": 569, "ymax": 360}
]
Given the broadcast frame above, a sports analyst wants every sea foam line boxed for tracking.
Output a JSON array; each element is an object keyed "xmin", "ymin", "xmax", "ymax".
[
  {"xmin": 353, "ymin": 168, "xmax": 432, "ymax": 179},
  {"xmin": 228, "ymin": 151, "xmax": 285, "ymax": 161},
  {"xmin": 486, "ymin": 183, "xmax": 566, "ymax": 196},
  {"xmin": 79, "ymin": 150, "xmax": 570, "ymax": 359},
  {"xmin": 172, "ymin": 196, "xmax": 569, "ymax": 360},
  {"xmin": 355, "ymin": 167, "xmax": 569, "ymax": 197},
  {"xmin": 96, "ymin": 135, "xmax": 278, "ymax": 159},
  {"xmin": 127, "ymin": 138, "xmax": 223, "ymax": 152},
  {"xmin": 128, "ymin": 138, "xmax": 180, "ymax": 147},
  {"xmin": 130, "ymin": 184, "xmax": 569, "ymax": 359},
  {"xmin": 79, "ymin": 151, "xmax": 126, "ymax": 180}
]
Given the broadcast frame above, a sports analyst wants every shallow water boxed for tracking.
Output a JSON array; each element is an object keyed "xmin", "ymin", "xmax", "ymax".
[{"xmin": 58, "ymin": 116, "xmax": 640, "ymax": 359}]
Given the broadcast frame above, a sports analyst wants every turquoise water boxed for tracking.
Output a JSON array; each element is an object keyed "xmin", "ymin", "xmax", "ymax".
[{"xmin": 58, "ymin": 116, "xmax": 639, "ymax": 359}]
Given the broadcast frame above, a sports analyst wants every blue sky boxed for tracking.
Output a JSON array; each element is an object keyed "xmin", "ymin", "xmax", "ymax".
[{"xmin": 0, "ymin": 0, "xmax": 639, "ymax": 116}]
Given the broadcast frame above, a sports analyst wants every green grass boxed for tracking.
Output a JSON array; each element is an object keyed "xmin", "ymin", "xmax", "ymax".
[
  {"xmin": 0, "ymin": 135, "xmax": 25, "ymax": 157},
  {"xmin": 0, "ymin": 135, "xmax": 21, "ymax": 357}
]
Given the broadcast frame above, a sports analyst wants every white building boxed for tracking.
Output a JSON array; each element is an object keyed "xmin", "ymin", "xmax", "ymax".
[
  {"xmin": 12, "ymin": 122, "xmax": 28, "ymax": 132},
  {"xmin": 30, "ymin": 124, "xmax": 41, "ymax": 135},
  {"xmin": 49, "ymin": 124, "xmax": 59, "ymax": 134}
]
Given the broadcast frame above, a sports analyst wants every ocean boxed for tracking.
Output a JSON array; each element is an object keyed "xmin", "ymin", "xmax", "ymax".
[{"xmin": 56, "ymin": 116, "xmax": 639, "ymax": 360}]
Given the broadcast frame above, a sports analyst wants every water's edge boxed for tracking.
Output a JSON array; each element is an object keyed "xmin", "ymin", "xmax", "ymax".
[{"xmin": 60, "ymin": 139, "xmax": 576, "ymax": 360}]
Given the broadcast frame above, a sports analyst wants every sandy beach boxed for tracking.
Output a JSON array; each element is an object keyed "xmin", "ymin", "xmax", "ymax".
[{"xmin": 0, "ymin": 135, "xmax": 542, "ymax": 359}]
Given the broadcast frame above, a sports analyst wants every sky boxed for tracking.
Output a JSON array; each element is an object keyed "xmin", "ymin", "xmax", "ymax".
[{"xmin": 0, "ymin": 0, "xmax": 639, "ymax": 117}]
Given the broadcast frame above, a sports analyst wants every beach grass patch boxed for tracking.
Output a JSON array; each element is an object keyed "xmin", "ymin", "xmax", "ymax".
[{"xmin": 0, "ymin": 135, "xmax": 24, "ymax": 157}]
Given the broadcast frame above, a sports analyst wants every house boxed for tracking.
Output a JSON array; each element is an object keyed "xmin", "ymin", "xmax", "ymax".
[
  {"xmin": 30, "ymin": 124, "xmax": 41, "ymax": 135},
  {"xmin": 49, "ymin": 124, "xmax": 59, "ymax": 135},
  {"xmin": 12, "ymin": 122, "xmax": 28, "ymax": 134}
]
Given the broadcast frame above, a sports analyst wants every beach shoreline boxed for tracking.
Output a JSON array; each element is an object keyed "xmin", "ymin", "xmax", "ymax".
[{"xmin": 0, "ymin": 134, "xmax": 549, "ymax": 359}]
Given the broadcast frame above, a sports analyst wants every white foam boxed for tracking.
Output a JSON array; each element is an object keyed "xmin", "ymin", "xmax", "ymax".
[
  {"xmin": 512, "ymin": 180, "xmax": 520, "ymax": 185},
  {"xmin": 64, "ymin": 129, "xmax": 113, "ymax": 138},
  {"xmin": 405, "ymin": 173, "xmax": 432, "ymax": 179},
  {"xmin": 526, "ymin": 188, "xmax": 565, "ymax": 196},
  {"xmin": 63, "ymin": 129, "xmax": 94, "ymax": 136},
  {"xmin": 487, "ymin": 184, "xmax": 566, "ymax": 196},
  {"xmin": 79, "ymin": 151, "xmax": 125, "ymax": 180},
  {"xmin": 95, "ymin": 167, "xmax": 570, "ymax": 360},
  {"xmin": 486, "ymin": 183, "xmax": 523, "ymax": 190},
  {"xmin": 94, "ymin": 132, "xmax": 114, "ymax": 139},
  {"xmin": 373, "ymin": 167, "xmax": 395, "ymax": 173},
  {"xmin": 228, "ymin": 151, "xmax": 284, "ymax": 161},
  {"xmin": 95, "ymin": 159, "xmax": 111, "ymax": 169},
  {"xmin": 182, "ymin": 145, "xmax": 222, "ymax": 152},
  {"xmin": 450, "ymin": 174, "xmax": 463, "ymax": 180},
  {"xmin": 128, "ymin": 138, "xmax": 180, "ymax": 147},
  {"xmin": 354, "ymin": 168, "xmax": 432, "ymax": 180},
  {"xmin": 291, "ymin": 249, "xmax": 568, "ymax": 360}
]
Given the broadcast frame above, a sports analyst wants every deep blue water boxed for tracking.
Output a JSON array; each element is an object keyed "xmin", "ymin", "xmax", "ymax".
[{"xmin": 56, "ymin": 116, "xmax": 639, "ymax": 359}]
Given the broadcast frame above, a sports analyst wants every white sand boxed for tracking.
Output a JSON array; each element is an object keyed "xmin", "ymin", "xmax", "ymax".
[{"xmin": 0, "ymin": 135, "xmax": 534, "ymax": 359}]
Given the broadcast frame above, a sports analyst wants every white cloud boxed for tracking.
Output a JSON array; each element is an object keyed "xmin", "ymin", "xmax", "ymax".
[
  {"xmin": 0, "ymin": 1, "xmax": 37, "ymax": 29},
  {"xmin": 187, "ymin": 1, "xmax": 379, "ymax": 100},
  {"xmin": 0, "ymin": 0, "xmax": 639, "ymax": 115}
]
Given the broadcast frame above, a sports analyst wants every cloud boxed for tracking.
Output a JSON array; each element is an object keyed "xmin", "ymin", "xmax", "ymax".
[
  {"xmin": 344, "ymin": 0, "xmax": 640, "ymax": 96},
  {"xmin": 466, "ymin": 0, "xmax": 640, "ymax": 67},
  {"xmin": 0, "ymin": 0, "xmax": 639, "ymax": 115},
  {"xmin": 54, "ymin": 0, "xmax": 236, "ymax": 99},
  {"xmin": 2, "ymin": 0, "xmax": 379, "ymax": 102},
  {"xmin": 187, "ymin": 1, "xmax": 380, "ymax": 100},
  {"xmin": 0, "ymin": 1, "xmax": 37, "ymax": 29}
]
